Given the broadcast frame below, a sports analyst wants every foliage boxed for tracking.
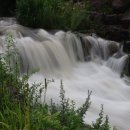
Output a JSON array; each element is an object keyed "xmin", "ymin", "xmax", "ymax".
[
  {"xmin": 16, "ymin": 0, "xmax": 93, "ymax": 31},
  {"xmin": 0, "ymin": 33, "xmax": 117, "ymax": 130},
  {"xmin": 16, "ymin": 0, "xmax": 66, "ymax": 29},
  {"xmin": 99, "ymin": 0, "xmax": 113, "ymax": 14},
  {"xmin": 92, "ymin": 105, "xmax": 110, "ymax": 130},
  {"xmin": 16, "ymin": 0, "xmax": 112, "ymax": 37}
]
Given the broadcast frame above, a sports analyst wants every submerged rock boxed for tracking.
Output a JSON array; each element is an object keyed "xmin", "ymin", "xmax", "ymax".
[
  {"xmin": 78, "ymin": 33, "xmax": 92, "ymax": 61},
  {"xmin": 108, "ymin": 42, "xmax": 119, "ymax": 55}
]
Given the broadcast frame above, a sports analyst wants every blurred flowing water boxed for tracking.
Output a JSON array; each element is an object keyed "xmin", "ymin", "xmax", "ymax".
[{"xmin": 0, "ymin": 18, "xmax": 130, "ymax": 130}]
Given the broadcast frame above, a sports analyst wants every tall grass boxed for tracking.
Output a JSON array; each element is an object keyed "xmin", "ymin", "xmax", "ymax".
[
  {"xmin": 16, "ymin": 0, "xmax": 66, "ymax": 29},
  {"xmin": 16, "ymin": 0, "xmax": 93, "ymax": 30}
]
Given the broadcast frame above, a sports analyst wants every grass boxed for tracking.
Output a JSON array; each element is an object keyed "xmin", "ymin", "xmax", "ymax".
[
  {"xmin": 16, "ymin": 0, "xmax": 109, "ymax": 37},
  {"xmin": 16, "ymin": 0, "xmax": 93, "ymax": 30}
]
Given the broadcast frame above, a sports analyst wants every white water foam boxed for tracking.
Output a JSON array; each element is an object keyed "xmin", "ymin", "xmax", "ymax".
[
  {"xmin": 0, "ymin": 21, "xmax": 130, "ymax": 130},
  {"xmin": 29, "ymin": 60, "xmax": 130, "ymax": 130}
]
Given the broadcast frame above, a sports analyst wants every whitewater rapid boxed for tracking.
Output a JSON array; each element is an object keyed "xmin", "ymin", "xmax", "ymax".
[
  {"xmin": 29, "ymin": 60, "xmax": 130, "ymax": 130},
  {"xmin": 0, "ymin": 18, "xmax": 130, "ymax": 130}
]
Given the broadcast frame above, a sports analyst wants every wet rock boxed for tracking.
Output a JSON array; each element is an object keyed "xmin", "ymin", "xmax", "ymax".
[
  {"xmin": 78, "ymin": 34, "xmax": 92, "ymax": 61},
  {"xmin": 123, "ymin": 41, "xmax": 130, "ymax": 53},
  {"xmin": 112, "ymin": 0, "xmax": 124, "ymax": 9},
  {"xmin": 85, "ymin": 0, "xmax": 130, "ymax": 44},
  {"xmin": 103, "ymin": 14, "xmax": 122, "ymax": 25},
  {"xmin": 108, "ymin": 42, "xmax": 119, "ymax": 55},
  {"xmin": 112, "ymin": 0, "xmax": 129, "ymax": 13},
  {"xmin": 105, "ymin": 26, "xmax": 129, "ymax": 41},
  {"xmin": 121, "ymin": 9, "xmax": 130, "ymax": 28},
  {"xmin": 123, "ymin": 55, "xmax": 130, "ymax": 77},
  {"xmin": 90, "ymin": 0, "xmax": 103, "ymax": 10},
  {"xmin": 89, "ymin": 12, "xmax": 103, "ymax": 21}
]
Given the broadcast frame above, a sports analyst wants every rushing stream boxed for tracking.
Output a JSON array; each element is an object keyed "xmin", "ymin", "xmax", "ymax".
[{"xmin": 0, "ymin": 18, "xmax": 130, "ymax": 130}]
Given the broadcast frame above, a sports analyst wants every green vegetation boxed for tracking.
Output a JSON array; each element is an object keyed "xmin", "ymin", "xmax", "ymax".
[
  {"xmin": 16, "ymin": 0, "xmax": 111, "ymax": 37},
  {"xmin": 16, "ymin": 0, "xmax": 64, "ymax": 29},
  {"xmin": 0, "ymin": 33, "xmax": 118, "ymax": 130},
  {"xmin": 16, "ymin": 0, "xmax": 93, "ymax": 31}
]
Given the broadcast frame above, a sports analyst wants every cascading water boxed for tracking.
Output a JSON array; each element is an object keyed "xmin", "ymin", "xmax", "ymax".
[{"xmin": 0, "ymin": 18, "xmax": 130, "ymax": 130}]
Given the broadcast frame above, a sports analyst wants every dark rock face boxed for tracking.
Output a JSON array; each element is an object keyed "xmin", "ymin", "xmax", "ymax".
[
  {"xmin": 90, "ymin": 0, "xmax": 103, "ymax": 10},
  {"xmin": 108, "ymin": 42, "xmax": 119, "ymax": 55},
  {"xmin": 123, "ymin": 41, "xmax": 130, "ymax": 53},
  {"xmin": 103, "ymin": 14, "xmax": 121, "ymax": 25},
  {"xmin": 79, "ymin": 35, "xmax": 92, "ymax": 61},
  {"xmin": 105, "ymin": 26, "xmax": 129, "ymax": 41},
  {"xmin": 90, "ymin": 0, "xmax": 112, "ymax": 12},
  {"xmin": 89, "ymin": 12, "xmax": 103, "ymax": 21},
  {"xmin": 112, "ymin": 0, "xmax": 129, "ymax": 13},
  {"xmin": 112, "ymin": 0, "xmax": 124, "ymax": 9},
  {"xmin": 121, "ymin": 9, "xmax": 130, "ymax": 28},
  {"xmin": 0, "ymin": 0, "xmax": 16, "ymax": 17},
  {"xmin": 89, "ymin": 0, "xmax": 130, "ymax": 52}
]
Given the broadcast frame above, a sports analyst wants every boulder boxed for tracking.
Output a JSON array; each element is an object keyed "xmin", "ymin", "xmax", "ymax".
[{"xmin": 108, "ymin": 42, "xmax": 119, "ymax": 55}]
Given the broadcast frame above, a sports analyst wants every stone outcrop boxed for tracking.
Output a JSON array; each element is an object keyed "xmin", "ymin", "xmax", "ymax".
[
  {"xmin": 90, "ymin": 1, "xmax": 130, "ymax": 39},
  {"xmin": 121, "ymin": 9, "xmax": 130, "ymax": 28},
  {"xmin": 103, "ymin": 14, "xmax": 121, "ymax": 25},
  {"xmin": 123, "ymin": 41, "xmax": 130, "ymax": 53},
  {"xmin": 112, "ymin": 0, "xmax": 130, "ymax": 13},
  {"xmin": 0, "ymin": 0, "xmax": 16, "ymax": 17},
  {"xmin": 89, "ymin": 0, "xmax": 130, "ymax": 52},
  {"xmin": 105, "ymin": 26, "xmax": 129, "ymax": 41},
  {"xmin": 112, "ymin": 0, "xmax": 125, "ymax": 9}
]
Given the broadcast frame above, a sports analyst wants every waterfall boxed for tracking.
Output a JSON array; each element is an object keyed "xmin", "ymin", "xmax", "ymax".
[
  {"xmin": 106, "ymin": 55, "xmax": 128, "ymax": 74},
  {"xmin": 0, "ymin": 19, "xmax": 130, "ymax": 130}
]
